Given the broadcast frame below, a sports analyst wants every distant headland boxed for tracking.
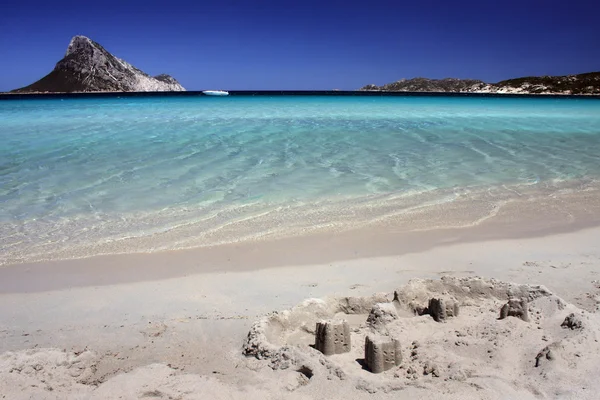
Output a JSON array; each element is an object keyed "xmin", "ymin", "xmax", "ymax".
[{"xmin": 359, "ymin": 72, "xmax": 600, "ymax": 95}]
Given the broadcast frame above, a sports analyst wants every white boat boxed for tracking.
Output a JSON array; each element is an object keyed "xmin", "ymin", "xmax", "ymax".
[{"xmin": 202, "ymin": 90, "xmax": 229, "ymax": 96}]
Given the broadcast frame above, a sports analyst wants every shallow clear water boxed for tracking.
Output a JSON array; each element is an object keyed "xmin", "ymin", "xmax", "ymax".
[{"xmin": 1, "ymin": 95, "xmax": 600, "ymax": 264}]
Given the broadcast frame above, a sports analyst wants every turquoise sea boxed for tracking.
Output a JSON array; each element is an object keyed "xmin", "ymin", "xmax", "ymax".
[{"xmin": 1, "ymin": 95, "xmax": 600, "ymax": 264}]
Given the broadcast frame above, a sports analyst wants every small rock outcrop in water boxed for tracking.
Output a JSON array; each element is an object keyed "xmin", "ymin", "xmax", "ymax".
[
  {"xmin": 12, "ymin": 36, "xmax": 185, "ymax": 93},
  {"xmin": 359, "ymin": 72, "xmax": 600, "ymax": 95},
  {"xmin": 315, "ymin": 320, "xmax": 351, "ymax": 355}
]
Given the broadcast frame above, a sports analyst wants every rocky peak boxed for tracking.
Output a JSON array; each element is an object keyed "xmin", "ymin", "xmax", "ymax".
[
  {"xmin": 12, "ymin": 35, "xmax": 185, "ymax": 93},
  {"xmin": 65, "ymin": 35, "xmax": 94, "ymax": 57}
]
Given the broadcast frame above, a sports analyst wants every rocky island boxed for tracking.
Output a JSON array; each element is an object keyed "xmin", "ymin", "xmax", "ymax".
[
  {"xmin": 360, "ymin": 72, "xmax": 600, "ymax": 95},
  {"xmin": 11, "ymin": 36, "xmax": 185, "ymax": 93}
]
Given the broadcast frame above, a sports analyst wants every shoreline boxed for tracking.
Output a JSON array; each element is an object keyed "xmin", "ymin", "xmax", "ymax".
[
  {"xmin": 4, "ymin": 177, "xmax": 600, "ymax": 270},
  {"xmin": 2, "ymin": 202, "xmax": 600, "ymax": 294}
]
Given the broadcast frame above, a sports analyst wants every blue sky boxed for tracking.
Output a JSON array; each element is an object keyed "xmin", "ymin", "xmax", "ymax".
[{"xmin": 1, "ymin": 0, "xmax": 599, "ymax": 91}]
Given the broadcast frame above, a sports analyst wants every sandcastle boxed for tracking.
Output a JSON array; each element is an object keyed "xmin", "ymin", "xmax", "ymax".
[
  {"xmin": 314, "ymin": 320, "xmax": 351, "ymax": 355},
  {"xmin": 499, "ymin": 298, "xmax": 529, "ymax": 321},
  {"xmin": 364, "ymin": 335, "xmax": 402, "ymax": 373},
  {"xmin": 242, "ymin": 275, "xmax": 598, "ymax": 393},
  {"xmin": 427, "ymin": 298, "xmax": 460, "ymax": 322},
  {"xmin": 309, "ymin": 298, "xmax": 459, "ymax": 373}
]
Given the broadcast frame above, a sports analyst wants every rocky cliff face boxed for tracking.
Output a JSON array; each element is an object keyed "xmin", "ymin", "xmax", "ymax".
[
  {"xmin": 360, "ymin": 72, "xmax": 600, "ymax": 95},
  {"xmin": 12, "ymin": 36, "xmax": 185, "ymax": 93}
]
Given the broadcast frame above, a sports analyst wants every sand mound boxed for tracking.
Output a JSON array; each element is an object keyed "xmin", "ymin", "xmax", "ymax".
[
  {"xmin": 0, "ymin": 348, "xmax": 97, "ymax": 399},
  {"xmin": 242, "ymin": 276, "xmax": 600, "ymax": 398},
  {"xmin": 0, "ymin": 348, "xmax": 316, "ymax": 400}
]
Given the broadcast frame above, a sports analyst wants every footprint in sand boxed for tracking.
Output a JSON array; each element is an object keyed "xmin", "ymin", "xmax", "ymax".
[
  {"xmin": 524, "ymin": 261, "xmax": 571, "ymax": 269},
  {"xmin": 349, "ymin": 284, "xmax": 368, "ymax": 290},
  {"xmin": 437, "ymin": 271, "xmax": 475, "ymax": 276},
  {"xmin": 141, "ymin": 322, "xmax": 167, "ymax": 338}
]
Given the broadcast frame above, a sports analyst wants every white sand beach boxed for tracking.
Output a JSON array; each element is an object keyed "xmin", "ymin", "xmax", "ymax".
[{"xmin": 1, "ymin": 212, "xmax": 600, "ymax": 399}]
